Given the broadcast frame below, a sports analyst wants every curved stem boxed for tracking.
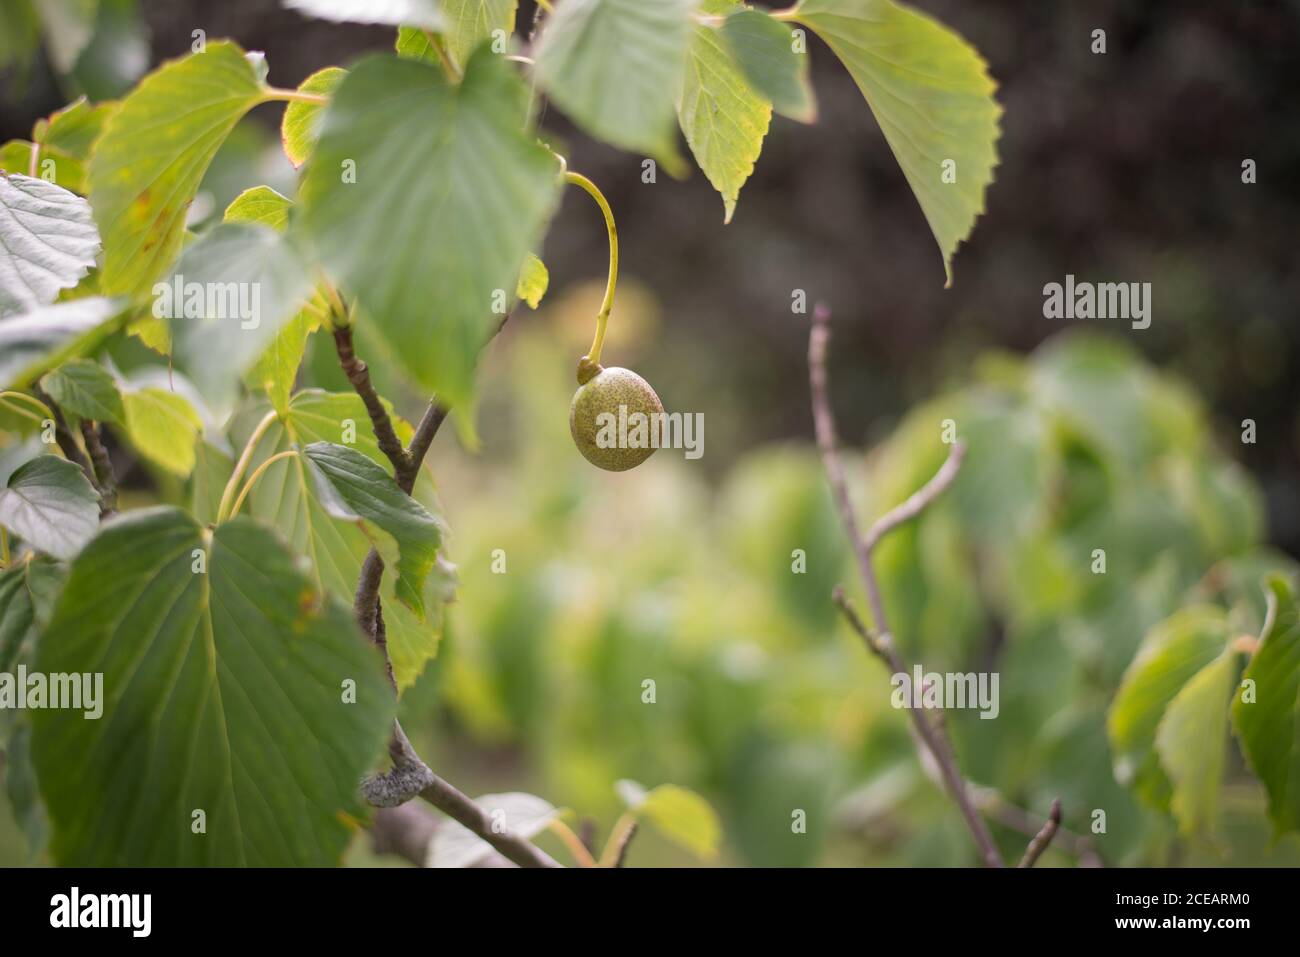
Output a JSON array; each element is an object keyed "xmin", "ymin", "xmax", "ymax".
[
  {"xmin": 0, "ymin": 391, "xmax": 52, "ymax": 422},
  {"xmin": 597, "ymin": 811, "xmax": 638, "ymax": 867},
  {"xmin": 1, "ymin": 526, "xmax": 9, "ymax": 567},
  {"xmin": 563, "ymin": 171, "xmax": 619, "ymax": 367},
  {"xmin": 547, "ymin": 819, "xmax": 598, "ymax": 867},
  {"xmin": 229, "ymin": 450, "xmax": 298, "ymax": 519},
  {"xmin": 217, "ymin": 409, "xmax": 279, "ymax": 523}
]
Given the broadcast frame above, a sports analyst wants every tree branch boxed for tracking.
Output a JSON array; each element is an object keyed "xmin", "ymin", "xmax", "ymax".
[
  {"xmin": 332, "ymin": 324, "xmax": 411, "ymax": 479},
  {"xmin": 363, "ymin": 721, "xmax": 561, "ymax": 868},
  {"xmin": 809, "ymin": 302, "xmax": 1004, "ymax": 868},
  {"xmin": 970, "ymin": 786, "xmax": 1101, "ymax": 866},
  {"xmin": 334, "ymin": 309, "xmax": 559, "ymax": 867},
  {"xmin": 77, "ymin": 420, "xmax": 117, "ymax": 515},
  {"xmin": 1018, "ymin": 798, "xmax": 1062, "ymax": 868}
]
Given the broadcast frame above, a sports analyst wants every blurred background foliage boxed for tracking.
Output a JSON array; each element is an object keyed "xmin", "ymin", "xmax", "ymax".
[{"xmin": 2, "ymin": 0, "xmax": 1298, "ymax": 866}]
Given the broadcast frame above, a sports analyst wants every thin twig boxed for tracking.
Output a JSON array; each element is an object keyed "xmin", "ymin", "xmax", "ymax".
[
  {"xmin": 1019, "ymin": 798, "xmax": 1062, "ymax": 868},
  {"xmin": 863, "ymin": 442, "xmax": 967, "ymax": 553},
  {"xmin": 809, "ymin": 302, "xmax": 1003, "ymax": 868},
  {"xmin": 77, "ymin": 419, "xmax": 116, "ymax": 516},
  {"xmin": 970, "ymin": 786, "xmax": 1101, "ymax": 866},
  {"xmin": 335, "ymin": 310, "xmax": 558, "ymax": 867},
  {"xmin": 332, "ymin": 324, "xmax": 411, "ymax": 479}
]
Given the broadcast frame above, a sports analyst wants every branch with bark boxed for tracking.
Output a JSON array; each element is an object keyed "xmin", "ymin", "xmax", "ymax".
[
  {"xmin": 31, "ymin": 385, "xmax": 116, "ymax": 517},
  {"xmin": 810, "ymin": 303, "xmax": 1062, "ymax": 869},
  {"xmin": 331, "ymin": 308, "xmax": 560, "ymax": 867}
]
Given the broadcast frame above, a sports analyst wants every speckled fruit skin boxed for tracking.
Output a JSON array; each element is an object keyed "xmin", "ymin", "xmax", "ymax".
[{"xmin": 569, "ymin": 366, "xmax": 664, "ymax": 471}]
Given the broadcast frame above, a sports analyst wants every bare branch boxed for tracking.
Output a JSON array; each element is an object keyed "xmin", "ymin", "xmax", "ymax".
[
  {"xmin": 810, "ymin": 302, "xmax": 1004, "ymax": 868},
  {"xmin": 1018, "ymin": 798, "xmax": 1062, "ymax": 868},
  {"xmin": 863, "ymin": 442, "xmax": 966, "ymax": 553},
  {"xmin": 970, "ymin": 786, "xmax": 1101, "ymax": 866}
]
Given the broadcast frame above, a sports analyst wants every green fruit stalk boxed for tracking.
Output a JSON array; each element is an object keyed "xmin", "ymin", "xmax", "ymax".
[{"xmin": 562, "ymin": 169, "xmax": 663, "ymax": 473}]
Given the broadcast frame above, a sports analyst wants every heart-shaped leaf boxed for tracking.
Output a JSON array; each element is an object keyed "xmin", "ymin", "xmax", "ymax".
[
  {"xmin": 300, "ymin": 49, "xmax": 559, "ymax": 413},
  {"xmin": 0, "ymin": 455, "xmax": 99, "ymax": 561},
  {"xmin": 793, "ymin": 0, "xmax": 1001, "ymax": 285},
  {"xmin": 0, "ymin": 173, "xmax": 100, "ymax": 316},
  {"xmin": 31, "ymin": 507, "xmax": 394, "ymax": 865}
]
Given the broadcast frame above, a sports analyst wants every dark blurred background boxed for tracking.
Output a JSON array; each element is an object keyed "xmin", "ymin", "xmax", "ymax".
[{"xmin": 3, "ymin": 0, "xmax": 1297, "ymax": 552}]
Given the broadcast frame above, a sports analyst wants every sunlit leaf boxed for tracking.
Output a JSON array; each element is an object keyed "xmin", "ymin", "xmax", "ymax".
[
  {"xmin": 678, "ymin": 1, "xmax": 771, "ymax": 223},
  {"xmin": 1233, "ymin": 576, "xmax": 1300, "ymax": 835},
  {"xmin": 535, "ymin": 0, "xmax": 695, "ymax": 169},
  {"xmin": 280, "ymin": 66, "xmax": 346, "ymax": 169},
  {"xmin": 40, "ymin": 358, "xmax": 125, "ymax": 425},
  {"xmin": 794, "ymin": 0, "xmax": 1001, "ymax": 285},
  {"xmin": 88, "ymin": 41, "xmax": 267, "ymax": 295}
]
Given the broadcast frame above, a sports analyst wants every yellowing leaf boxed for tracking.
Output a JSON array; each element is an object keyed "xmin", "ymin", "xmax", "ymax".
[
  {"xmin": 88, "ymin": 42, "xmax": 268, "ymax": 295},
  {"xmin": 794, "ymin": 0, "xmax": 1001, "ymax": 285}
]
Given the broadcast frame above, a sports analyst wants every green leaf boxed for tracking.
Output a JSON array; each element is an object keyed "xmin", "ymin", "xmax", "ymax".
[
  {"xmin": 162, "ymin": 222, "xmax": 313, "ymax": 411},
  {"xmin": 243, "ymin": 392, "xmax": 452, "ymax": 691},
  {"xmin": 427, "ymin": 791, "xmax": 558, "ymax": 867},
  {"xmin": 677, "ymin": 3, "xmax": 771, "ymax": 224},
  {"xmin": 0, "ymin": 173, "xmax": 101, "ymax": 316},
  {"xmin": 0, "ymin": 297, "xmax": 126, "ymax": 390},
  {"xmin": 439, "ymin": 0, "xmax": 517, "ymax": 70},
  {"xmin": 302, "ymin": 441, "xmax": 444, "ymax": 620},
  {"xmin": 617, "ymin": 780, "xmax": 722, "ymax": 860},
  {"xmin": 1155, "ymin": 649, "xmax": 1238, "ymax": 837},
  {"xmin": 88, "ymin": 41, "xmax": 268, "ymax": 295},
  {"xmin": 1108, "ymin": 606, "xmax": 1231, "ymax": 811},
  {"xmin": 3, "ymin": 723, "xmax": 47, "ymax": 854},
  {"xmin": 31, "ymin": 507, "xmax": 393, "ymax": 865},
  {"xmin": 285, "ymin": 0, "xmax": 445, "ymax": 29},
  {"xmin": 0, "ymin": 456, "xmax": 99, "ymax": 561},
  {"xmin": 516, "ymin": 253, "xmax": 548, "ymax": 309},
  {"xmin": 38, "ymin": 97, "xmax": 117, "ymax": 159},
  {"xmin": 280, "ymin": 66, "xmax": 346, "ymax": 169},
  {"xmin": 793, "ymin": 0, "xmax": 1001, "ymax": 285},
  {"xmin": 0, "ymin": 557, "xmax": 64, "ymax": 674},
  {"xmin": 39, "ymin": 358, "xmax": 125, "ymax": 424},
  {"xmin": 536, "ymin": 0, "xmax": 694, "ymax": 168},
  {"xmin": 300, "ymin": 50, "xmax": 559, "ymax": 413},
  {"xmin": 0, "ymin": 99, "xmax": 118, "ymax": 195},
  {"xmin": 223, "ymin": 185, "xmax": 293, "ymax": 231},
  {"xmin": 120, "ymin": 386, "xmax": 203, "ymax": 477},
  {"xmin": 222, "ymin": 187, "xmax": 321, "ymax": 414},
  {"xmin": 247, "ymin": 310, "xmax": 320, "ymax": 417},
  {"xmin": 1233, "ymin": 576, "xmax": 1300, "ymax": 835},
  {"xmin": 721, "ymin": 7, "xmax": 815, "ymax": 122}
]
